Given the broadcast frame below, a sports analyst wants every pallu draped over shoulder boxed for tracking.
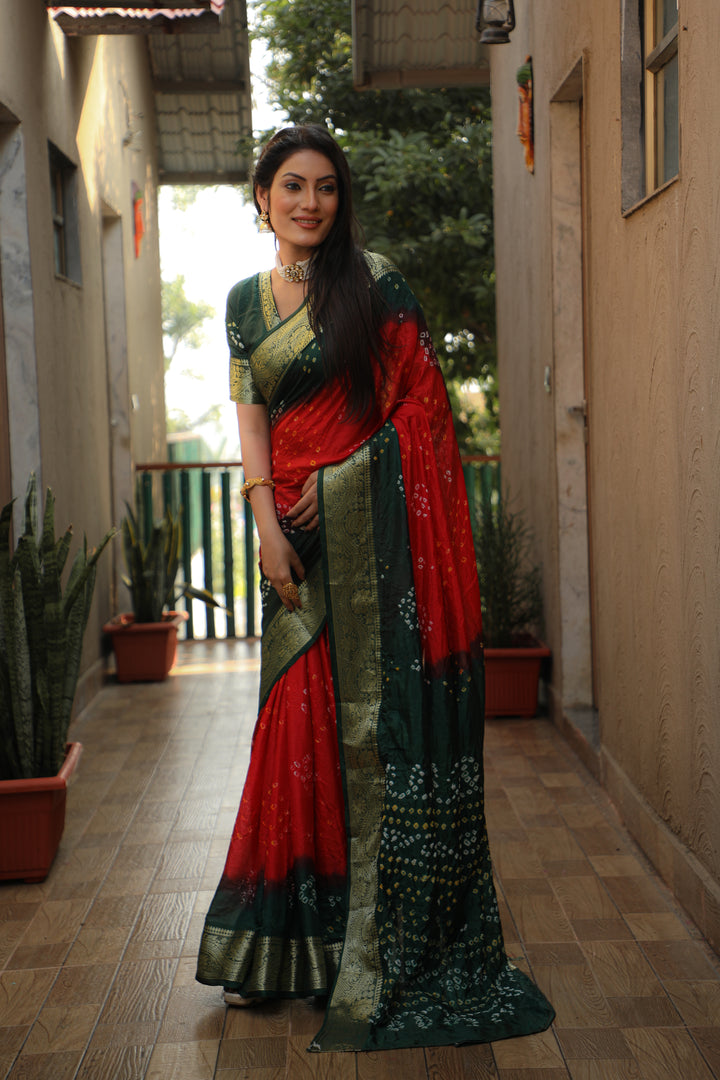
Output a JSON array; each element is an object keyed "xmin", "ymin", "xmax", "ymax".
[{"xmin": 196, "ymin": 253, "xmax": 554, "ymax": 1051}]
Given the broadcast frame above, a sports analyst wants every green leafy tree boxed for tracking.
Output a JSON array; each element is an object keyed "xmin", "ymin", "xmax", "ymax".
[
  {"xmin": 162, "ymin": 275, "xmax": 215, "ymax": 372},
  {"xmin": 252, "ymin": 0, "xmax": 498, "ymax": 451}
]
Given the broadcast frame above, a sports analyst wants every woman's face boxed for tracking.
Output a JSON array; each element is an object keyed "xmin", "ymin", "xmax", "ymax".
[{"xmin": 257, "ymin": 149, "xmax": 339, "ymax": 262}]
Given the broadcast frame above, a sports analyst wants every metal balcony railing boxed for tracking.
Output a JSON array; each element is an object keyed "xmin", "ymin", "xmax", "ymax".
[{"xmin": 134, "ymin": 455, "xmax": 500, "ymax": 641}]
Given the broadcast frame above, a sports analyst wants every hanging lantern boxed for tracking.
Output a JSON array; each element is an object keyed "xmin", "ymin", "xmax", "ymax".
[{"xmin": 476, "ymin": 0, "xmax": 516, "ymax": 44}]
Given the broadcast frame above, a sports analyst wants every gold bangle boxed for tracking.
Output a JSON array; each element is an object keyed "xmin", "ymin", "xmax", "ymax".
[{"xmin": 241, "ymin": 476, "xmax": 275, "ymax": 502}]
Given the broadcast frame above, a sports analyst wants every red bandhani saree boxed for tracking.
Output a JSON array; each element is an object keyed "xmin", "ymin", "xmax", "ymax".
[{"xmin": 196, "ymin": 253, "xmax": 554, "ymax": 1051}]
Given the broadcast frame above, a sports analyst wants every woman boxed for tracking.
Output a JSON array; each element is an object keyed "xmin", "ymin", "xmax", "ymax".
[{"xmin": 196, "ymin": 124, "xmax": 554, "ymax": 1052}]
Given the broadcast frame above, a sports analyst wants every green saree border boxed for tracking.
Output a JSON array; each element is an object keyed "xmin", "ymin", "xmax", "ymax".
[{"xmin": 311, "ymin": 441, "xmax": 385, "ymax": 1051}]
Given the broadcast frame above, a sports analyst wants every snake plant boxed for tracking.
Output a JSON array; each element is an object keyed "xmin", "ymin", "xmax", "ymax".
[
  {"xmin": 121, "ymin": 502, "xmax": 220, "ymax": 623},
  {"xmin": 0, "ymin": 475, "xmax": 115, "ymax": 780}
]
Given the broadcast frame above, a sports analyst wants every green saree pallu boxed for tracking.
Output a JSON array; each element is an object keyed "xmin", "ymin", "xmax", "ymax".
[{"xmin": 196, "ymin": 253, "xmax": 555, "ymax": 1051}]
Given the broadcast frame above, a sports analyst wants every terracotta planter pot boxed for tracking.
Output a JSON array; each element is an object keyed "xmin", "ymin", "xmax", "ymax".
[
  {"xmin": 103, "ymin": 610, "xmax": 189, "ymax": 682},
  {"xmin": 0, "ymin": 742, "xmax": 83, "ymax": 883},
  {"xmin": 484, "ymin": 638, "xmax": 551, "ymax": 718}
]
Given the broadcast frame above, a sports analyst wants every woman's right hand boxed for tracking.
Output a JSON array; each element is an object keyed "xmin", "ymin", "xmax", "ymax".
[{"xmin": 260, "ymin": 530, "xmax": 305, "ymax": 611}]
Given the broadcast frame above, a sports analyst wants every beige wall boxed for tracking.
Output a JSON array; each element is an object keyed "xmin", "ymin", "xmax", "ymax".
[
  {"xmin": 0, "ymin": 3, "xmax": 165, "ymax": 690},
  {"xmin": 491, "ymin": 0, "xmax": 720, "ymax": 946}
]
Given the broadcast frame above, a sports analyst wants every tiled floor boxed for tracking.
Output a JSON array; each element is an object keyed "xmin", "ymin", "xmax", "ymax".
[{"xmin": 2, "ymin": 639, "xmax": 720, "ymax": 1079}]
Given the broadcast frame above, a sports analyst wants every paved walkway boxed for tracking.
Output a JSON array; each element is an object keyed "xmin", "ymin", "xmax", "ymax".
[{"xmin": 1, "ymin": 639, "xmax": 719, "ymax": 1079}]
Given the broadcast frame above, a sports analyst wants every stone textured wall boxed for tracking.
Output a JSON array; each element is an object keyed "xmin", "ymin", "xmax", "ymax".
[{"xmin": 491, "ymin": 0, "xmax": 720, "ymax": 945}]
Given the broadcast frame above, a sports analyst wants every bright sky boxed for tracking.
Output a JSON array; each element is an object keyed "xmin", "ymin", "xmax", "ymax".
[{"xmin": 159, "ymin": 43, "xmax": 283, "ymax": 457}]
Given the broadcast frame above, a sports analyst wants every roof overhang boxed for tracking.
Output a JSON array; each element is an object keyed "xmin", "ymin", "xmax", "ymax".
[
  {"xmin": 49, "ymin": 1, "xmax": 253, "ymax": 184},
  {"xmin": 352, "ymin": 0, "xmax": 489, "ymax": 89},
  {"xmin": 148, "ymin": 0, "xmax": 253, "ymax": 184},
  {"xmin": 49, "ymin": 3, "xmax": 225, "ymax": 34}
]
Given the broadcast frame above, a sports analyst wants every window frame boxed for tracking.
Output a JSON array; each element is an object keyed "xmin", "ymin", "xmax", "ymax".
[
  {"xmin": 644, "ymin": 0, "xmax": 679, "ymax": 193},
  {"xmin": 48, "ymin": 142, "xmax": 81, "ymax": 284}
]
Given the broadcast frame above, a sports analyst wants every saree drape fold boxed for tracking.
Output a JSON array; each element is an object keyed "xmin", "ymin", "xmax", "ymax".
[{"xmin": 196, "ymin": 253, "xmax": 554, "ymax": 1050}]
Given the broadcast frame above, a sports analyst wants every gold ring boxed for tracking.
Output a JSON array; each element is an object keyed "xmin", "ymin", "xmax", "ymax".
[{"xmin": 282, "ymin": 582, "xmax": 300, "ymax": 602}]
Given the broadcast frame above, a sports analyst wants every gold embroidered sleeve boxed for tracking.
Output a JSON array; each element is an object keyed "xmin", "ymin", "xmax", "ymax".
[{"xmin": 227, "ymin": 315, "xmax": 264, "ymax": 405}]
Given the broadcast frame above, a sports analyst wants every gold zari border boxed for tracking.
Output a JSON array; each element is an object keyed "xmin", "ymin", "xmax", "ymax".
[
  {"xmin": 313, "ymin": 443, "xmax": 384, "ymax": 1050},
  {"xmin": 198, "ymin": 926, "xmax": 340, "ymax": 994},
  {"xmin": 259, "ymin": 558, "xmax": 326, "ymax": 706}
]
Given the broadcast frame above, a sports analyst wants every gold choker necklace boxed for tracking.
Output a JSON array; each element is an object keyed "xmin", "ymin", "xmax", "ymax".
[{"xmin": 275, "ymin": 253, "xmax": 310, "ymax": 283}]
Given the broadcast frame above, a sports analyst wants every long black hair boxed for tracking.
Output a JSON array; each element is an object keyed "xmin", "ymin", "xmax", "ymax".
[{"xmin": 253, "ymin": 125, "xmax": 386, "ymax": 419}]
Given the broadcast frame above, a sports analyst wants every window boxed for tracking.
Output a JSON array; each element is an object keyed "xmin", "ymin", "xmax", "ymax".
[
  {"xmin": 49, "ymin": 142, "xmax": 81, "ymax": 282},
  {"xmin": 644, "ymin": 0, "xmax": 679, "ymax": 190},
  {"xmin": 621, "ymin": 0, "xmax": 679, "ymax": 211}
]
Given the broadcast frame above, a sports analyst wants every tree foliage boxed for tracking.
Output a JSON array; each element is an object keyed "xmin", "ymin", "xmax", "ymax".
[
  {"xmin": 162, "ymin": 275, "xmax": 215, "ymax": 371},
  {"xmin": 253, "ymin": 0, "xmax": 498, "ymax": 451}
]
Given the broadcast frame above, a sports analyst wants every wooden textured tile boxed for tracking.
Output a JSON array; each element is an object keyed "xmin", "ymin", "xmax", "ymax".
[
  {"xmin": 427, "ymin": 1042, "xmax": 497, "ymax": 1078},
  {"xmin": 216, "ymin": 1034, "xmax": 286, "ymax": 1070},
  {"xmin": 22, "ymin": 1004, "xmax": 98, "ymax": 1053},
  {"xmin": 21, "ymin": 899, "xmax": 90, "ymax": 947},
  {"xmin": 555, "ymin": 1026, "xmax": 632, "ymax": 1059},
  {"xmin": 623, "ymin": 913, "xmax": 692, "ymax": 941},
  {"xmin": 75, "ymin": 1043, "xmax": 155, "ymax": 1079},
  {"xmin": 583, "ymin": 941, "xmax": 666, "ymax": 998},
  {"xmin": 602, "ymin": 877, "xmax": 670, "ymax": 915},
  {"xmin": 622, "ymin": 1027, "xmax": 715, "ymax": 1080},
  {"xmin": 123, "ymin": 891, "xmax": 195, "ymax": 959},
  {"xmin": 503, "ymin": 880, "xmax": 575, "ymax": 944},
  {"xmin": 526, "ymin": 827, "xmax": 586, "ymax": 863},
  {"xmin": 607, "ymin": 996, "xmax": 681, "ymax": 1028},
  {"xmin": 6, "ymin": 1049, "xmax": 83, "ymax": 1079},
  {"xmin": 564, "ymin": 1062, "xmax": 641, "ymax": 1080},
  {"xmin": 46, "ymin": 963, "xmax": 116, "ymax": 1007},
  {"xmin": 589, "ymin": 855, "xmax": 645, "ymax": 877},
  {"xmin": 492, "ymin": 841, "xmax": 545, "ymax": 880},
  {"xmin": 100, "ymin": 959, "xmax": 177, "ymax": 1024},
  {"xmin": 532, "ymin": 963, "xmax": 615, "ymax": 1029},
  {"xmin": 8, "ymin": 943, "xmax": 70, "ymax": 970},
  {"xmin": 224, "ymin": 1000, "xmax": 291, "ymax": 1040},
  {"xmin": 571, "ymin": 826, "xmax": 628, "ymax": 856},
  {"xmin": 663, "ymin": 979, "xmax": 720, "ymax": 1026},
  {"xmin": 157, "ymin": 982, "xmax": 225, "ymax": 1043},
  {"xmin": 145, "ymin": 1038, "xmax": 219, "ymax": 1079},
  {"xmin": 0, "ymin": 969, "xmax": 58, "ymax": 1026},
  {"xmin": 492, "ymin": 1028, "xmax": 564, "ymax": 1069},
  {"xmin": 86, "ymin": 1021, "xmax": 159, "ymax": 1048},
  {"xmin": 690, "ymin": 1028, "xmax": 720, "ymax": 1077},
  {"xmin": 357, "ymin": 1046, "xmax": 427, "ymax": 1079},
  {"xmin": 551, "ymin": 877, "xmax": 619, "ymax": 920},
  {"xmin": 495, "ymin": 1069, "xmax": 569, "ymax": 1079},
  {"xmin": 642, "ymin": 939, "xmax": 718, "ymax": 981},
  {"xmin": 64, "ymin": 926, "xmax": 131, "ymax": 965},
  {"xmin": 571, "ymin": 919, "xmax": 634, "ymax": 941}
]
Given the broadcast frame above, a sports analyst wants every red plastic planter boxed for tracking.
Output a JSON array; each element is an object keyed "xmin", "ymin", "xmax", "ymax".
[
  {"xmin": 484, "ymin": 640, "xmax": 551, "ymax": 718},
  {"xmin": 0, "ymin": 742, "xmax": 83, "ymax": 883},
  {"xmin": 103, "ymin": 610, "xmax": 189, "ymax": 682}
]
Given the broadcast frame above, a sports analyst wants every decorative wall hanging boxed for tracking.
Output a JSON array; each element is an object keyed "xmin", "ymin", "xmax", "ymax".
[
  {"xmin": 132, "ymin": 181, "xmax": 145, "ymax": 258},
  {"xmin": 516, "ymin": 56, "xmax": 534, "ymax": 173}
]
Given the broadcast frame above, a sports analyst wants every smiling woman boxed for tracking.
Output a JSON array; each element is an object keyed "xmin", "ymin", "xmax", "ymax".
[{"xmin": 195, "ymin": 123, "xmax": 554, "ymax": 1054}]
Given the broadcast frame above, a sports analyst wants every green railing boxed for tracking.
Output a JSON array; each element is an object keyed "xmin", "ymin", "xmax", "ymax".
[{"xmin": 134, "ymin": 454, "xmax": 500, "ymax": 641}]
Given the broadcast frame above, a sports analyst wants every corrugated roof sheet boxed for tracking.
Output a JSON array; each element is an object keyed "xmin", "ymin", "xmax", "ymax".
[
  {"xmin": 50, "ymin": 5, "xmax": 224, "ymax": 33},
  {"xmin": 148, "ymin": 0, "xmax": 252, "ymax": 183},
  {"xmin": 352, "ymin": 0, "xmax": 489, "ymax": 88}
]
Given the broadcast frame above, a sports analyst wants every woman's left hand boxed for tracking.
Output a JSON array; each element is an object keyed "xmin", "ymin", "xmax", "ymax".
[{"xmin": 288, "ymin": 470, "xmax": 319, "ymax": 530}]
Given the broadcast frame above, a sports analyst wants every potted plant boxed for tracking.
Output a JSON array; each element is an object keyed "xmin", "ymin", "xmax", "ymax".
[
  {"xmin": 474, "ymin": 492, "xmax": 550, "ymax": 717},
  {"xmin": 0, "ymin": 475, "xmax": 115, "ymax": 881},
  {"xmin": 103, "ymin": 503, "xmax": 219, "ymax": 682}
]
